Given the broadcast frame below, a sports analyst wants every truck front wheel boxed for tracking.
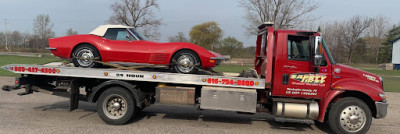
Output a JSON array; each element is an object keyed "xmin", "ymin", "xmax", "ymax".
[
  {"xmin": 97, "ymin": 87, "xmax": 137, "ymax": 125},
  {"xmin": 328, "ymin": 97, "xmax": 372, "ymax": 134}
]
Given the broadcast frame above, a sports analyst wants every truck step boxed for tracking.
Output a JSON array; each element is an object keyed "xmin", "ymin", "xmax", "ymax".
[{"xmin": 274, "ymin": 117, "xmax": 314, "ymax": 124}]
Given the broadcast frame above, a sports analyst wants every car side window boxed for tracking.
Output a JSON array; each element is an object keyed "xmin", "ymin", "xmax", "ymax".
[
  {"xmin": 104, "ymin": 28, "xmax": 135, "ymax": 41},
  {"xmin": 287, "ymin": 35, "xmax": 311, "ymax": 61}
]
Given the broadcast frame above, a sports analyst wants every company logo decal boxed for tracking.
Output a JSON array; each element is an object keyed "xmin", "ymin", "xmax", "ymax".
[
  {"xmin": 290, "ymin": 73, "xmax": 327, "ymax": 86},
  {"xmin": 363, "ymin": 74, "xmax": 379, "ymax": 83},
  {"xmin": 334, "ymin": 68, "xmax": 341, "ymax": 73}
]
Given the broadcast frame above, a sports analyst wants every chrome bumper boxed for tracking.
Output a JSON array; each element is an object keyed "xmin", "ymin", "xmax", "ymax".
[
  {"xmin": 375, "ymin": 101, "xmax": 388, "ymax": 118},
  {"xmin": 210, "ymin": 57, "xmax": 227, "ymax": 60},
  {"xmin": 210, "ymin": 57, "xmax": 227, "ymax": 66},
  {"xmin": 46, "ymin": 47, "xmax": 57, "ymax": 50}
]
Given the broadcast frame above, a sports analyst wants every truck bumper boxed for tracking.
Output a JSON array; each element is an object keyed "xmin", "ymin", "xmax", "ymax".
[{"xmin": 375, "ymin": 101, "xmax": 388, "ymax": 118}]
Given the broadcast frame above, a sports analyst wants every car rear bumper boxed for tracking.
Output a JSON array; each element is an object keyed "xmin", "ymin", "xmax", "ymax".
[{"xmin": 375, "ymin": 101, "xmax": 388, "ymax": 118}]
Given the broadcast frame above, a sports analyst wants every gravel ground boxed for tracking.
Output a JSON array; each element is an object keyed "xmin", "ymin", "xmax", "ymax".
[{"xmin": 0, "ymin": 76, "xmax": 398, "ymax": 134}]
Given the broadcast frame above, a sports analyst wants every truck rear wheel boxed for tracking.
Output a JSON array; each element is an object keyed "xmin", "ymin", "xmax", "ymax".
[
  {"xmin": 328, "ymin": 97, "xmax": 372, "ymax": 134},
  {"xmin": 97, "ymin": 87, "xmax": 136, "ymax": 125}
]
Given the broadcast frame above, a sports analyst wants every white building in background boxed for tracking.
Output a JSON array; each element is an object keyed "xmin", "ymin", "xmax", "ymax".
[
  {"xmin": 393, "ymin": 38, "xmax": 400, "ymax": 64},
  {"xmin": 393, "ymin": 37, "xmax": 400, "ymax": 69}
]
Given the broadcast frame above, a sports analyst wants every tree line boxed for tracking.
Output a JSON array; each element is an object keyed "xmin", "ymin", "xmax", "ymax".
[{"xmin": 0, "ymin": 14, "xmax": 78, "ymax": 51}]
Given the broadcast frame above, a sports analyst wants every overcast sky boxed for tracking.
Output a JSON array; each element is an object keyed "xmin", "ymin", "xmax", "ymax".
[{"xmin": 0, "ymin": 0, "xmax": 399, "ymax": 46}]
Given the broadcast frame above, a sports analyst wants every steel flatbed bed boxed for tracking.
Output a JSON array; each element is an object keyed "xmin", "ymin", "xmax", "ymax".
[{"xmin": 1, "ymin": 64, "xmax": 265, "ymax": 89}]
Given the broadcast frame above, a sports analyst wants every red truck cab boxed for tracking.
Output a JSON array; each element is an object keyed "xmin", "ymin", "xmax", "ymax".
[{"xmin": 255, "ymin": 22, "xmax": 388, "ymax": 134}]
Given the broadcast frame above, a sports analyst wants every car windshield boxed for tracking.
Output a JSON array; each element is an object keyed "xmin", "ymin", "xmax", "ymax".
[{"xmin": 128, "ymin": 28, "xmax": 148, "ymax": 40}]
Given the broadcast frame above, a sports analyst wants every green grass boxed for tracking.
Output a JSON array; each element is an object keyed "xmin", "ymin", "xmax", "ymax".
[
  {"xmin": 0, "ymin": 54, "xmax": 61, "ymax": 76},
  {"xmin": 213, "ymin": 64, "xmax": 254, "ymax": 73}
]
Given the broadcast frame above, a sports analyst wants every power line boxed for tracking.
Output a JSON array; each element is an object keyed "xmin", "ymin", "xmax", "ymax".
[{"xmin": 4, "ymin": 19, "xmax": 9, "ymax": 52}]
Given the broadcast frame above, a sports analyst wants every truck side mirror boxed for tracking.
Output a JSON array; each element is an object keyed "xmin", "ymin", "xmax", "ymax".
[
  {"xmin": 314, "ymin": 55, "xmax": 322, "ymax": 66},
  {"xmin": 314, "ymin": 36, "xmax": 323, "ymax": 66}
]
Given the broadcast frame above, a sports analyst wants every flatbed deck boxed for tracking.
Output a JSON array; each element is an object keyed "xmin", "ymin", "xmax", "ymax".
[{"xmin": 1, "ymin": 64, "xmax": 265, "ymax": 89}]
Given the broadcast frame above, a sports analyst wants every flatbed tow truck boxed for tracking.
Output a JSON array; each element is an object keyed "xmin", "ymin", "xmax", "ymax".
[{"xmin": 1, "ymin": 23, "xmax": 388, "ymax": 134}]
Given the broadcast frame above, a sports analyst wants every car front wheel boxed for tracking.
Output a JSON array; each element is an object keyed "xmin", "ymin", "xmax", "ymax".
[{"xmin": 171, "ymin": 50, "xmax": 200, "ymax": 74}]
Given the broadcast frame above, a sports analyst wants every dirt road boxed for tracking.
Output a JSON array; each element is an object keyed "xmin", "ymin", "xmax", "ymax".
[{"xmin": 0, "ymin": 76, "xmax": 398, "ymax": 134}]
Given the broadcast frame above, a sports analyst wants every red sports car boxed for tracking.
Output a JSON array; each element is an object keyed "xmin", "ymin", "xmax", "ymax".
[{"xmin": 48, "ymin": 25, "xmax": 225, "ymax": 74}]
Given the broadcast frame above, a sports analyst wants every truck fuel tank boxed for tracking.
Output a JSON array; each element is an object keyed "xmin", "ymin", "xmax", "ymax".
[{"xmin": 273, "ymin": 100, "xmax": 319, "ymax": 120}]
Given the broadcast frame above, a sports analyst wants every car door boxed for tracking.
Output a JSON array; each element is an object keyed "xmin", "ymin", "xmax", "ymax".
[
  {"xmin": 102, "ymin": 28, "xmax": 148, "ymax": 63},
  {"xmin": 274, "ymin": 35, "xmax": 331, "ymax": 99}
]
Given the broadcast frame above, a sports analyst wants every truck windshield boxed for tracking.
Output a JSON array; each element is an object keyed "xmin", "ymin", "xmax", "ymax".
[
  {"xmin": 128, "ymin": 28, "xmax": 148, "ymax": 40},
  {"xmin": 322, "ymin": 38, "xmax": 336, "ymax": 65}
]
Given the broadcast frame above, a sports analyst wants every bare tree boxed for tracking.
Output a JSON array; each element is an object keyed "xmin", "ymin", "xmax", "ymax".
[
  {"xmin": 66, "ymin": 28, "xmax": 78, "ymax": 36},
  {"xmin": 10, "ymin": 31, "xmax": 23, "ymax": 46},
  {"xmin": 321, "ymin": 21, "xmax": 345, "ymax": 63},
  {"xmin": 168, "ymin": 32, "xmax": 189, "ymax": 42},
  {"xmin": 240, "ymin": 0, "xmax": 318, "ymax": 35},
  {"xmin": 364, "ymin": 16, "xmax": 390, "ymax": 63},
  {"xmin": 342, "ymin": 16, "xmax": 373, "ymax": 63},
  {"xmin": 108, "ymin": 0, "xmax": 162, "ymax": 40},
  {"xmin": 33, "ymin": 14, "xmax": 54, "ymax": 48}
]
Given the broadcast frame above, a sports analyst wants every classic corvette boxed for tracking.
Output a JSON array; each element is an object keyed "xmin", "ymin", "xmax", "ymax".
[{"xmin": 47, "ymin": 25, "xmax": 225, "ymax": 74}]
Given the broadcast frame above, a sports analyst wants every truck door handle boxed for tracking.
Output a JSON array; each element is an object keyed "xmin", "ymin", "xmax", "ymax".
[
  {"xmin": 284, "ymin": 65, "xmax": 297, "ymax": 69},
  {"xmin": 282, "ymin": 74, "xmax": 289, "ymax": 85}
]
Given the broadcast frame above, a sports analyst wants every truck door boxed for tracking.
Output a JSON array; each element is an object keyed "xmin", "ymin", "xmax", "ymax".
[{"xmin": 273, "ymin": 34, "xmax": 331, "ymax": 99}]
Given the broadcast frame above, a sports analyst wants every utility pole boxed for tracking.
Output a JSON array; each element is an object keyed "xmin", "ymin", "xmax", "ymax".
[{"xmin": 4, "ymin": 19, "xmax": 9, "ymax": 52}]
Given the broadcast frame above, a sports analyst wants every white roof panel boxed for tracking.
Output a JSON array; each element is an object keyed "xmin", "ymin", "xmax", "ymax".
[{"xmin": 89, "ymin": 25, "xmax": 134, "ymax": 37}]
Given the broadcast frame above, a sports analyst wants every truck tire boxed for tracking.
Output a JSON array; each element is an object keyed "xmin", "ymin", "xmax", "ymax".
[
  {"xmin": 72, "ymin": 44, "xmax": 102, "ymax": 68},
  {"xmin": 328, "ymin": 97, "xmax": 372, "ymax": 134},
  {"xmin": 97, "ymin": 87, "xmax": 136, "ymax": 125}
]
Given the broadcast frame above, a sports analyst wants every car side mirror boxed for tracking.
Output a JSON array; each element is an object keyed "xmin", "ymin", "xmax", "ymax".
[{"xmin": 126, "ymin": 35, "xmax": 131, "ymax": 41}]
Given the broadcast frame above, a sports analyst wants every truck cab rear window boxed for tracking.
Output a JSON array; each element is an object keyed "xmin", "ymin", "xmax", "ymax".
[{"xmin": 287, "ymin": 35, "xmax": 311, "ymax": 61}]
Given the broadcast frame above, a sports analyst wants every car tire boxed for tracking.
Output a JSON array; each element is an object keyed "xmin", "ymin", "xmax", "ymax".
[
  {"xmin": 97, "ymin": 87, "xmax": 136, "ymax": 125},
  {"xmin": 72, "ymin": 44, "xmax": 102, "ymax": 68},
  {"xmin": 171, "ymin": 50, "xmax": 200, "ymax": 74},
  {"xmin": 328, "ymin": 97, "xmax": 372, "ymax": 134}
]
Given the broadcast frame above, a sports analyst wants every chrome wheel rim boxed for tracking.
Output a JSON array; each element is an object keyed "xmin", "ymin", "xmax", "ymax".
[
  {"xmin": 76, "ymin": 49, "xmax": 94, "ymax": 67},
  {"xmin": 339, "ymin": 105, "xmax": 367, "ymax": 132},
  {"xmin": 176, "ymin": 54, "xmax": 195, "ymax": 73},
  {"xmin": 102, "ymin": 94, "xmax": 127, "ymax": 119}
]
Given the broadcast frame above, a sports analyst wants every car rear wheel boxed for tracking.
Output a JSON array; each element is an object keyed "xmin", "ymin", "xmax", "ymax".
[
  {"xmin": 171, "ymin": 50, "xmax": 200, "ymax": 74},
  {"xmin": 72, "ymin": 44, "xmax": 102, "ymax": 68}
]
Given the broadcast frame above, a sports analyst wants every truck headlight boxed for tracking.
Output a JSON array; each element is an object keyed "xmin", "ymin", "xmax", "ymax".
[{"xmin": 379, "ymin": 93, "xmax": 387, "ymax": 102}]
